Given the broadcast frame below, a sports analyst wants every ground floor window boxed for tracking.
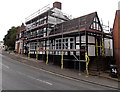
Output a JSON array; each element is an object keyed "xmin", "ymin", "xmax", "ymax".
[
  {"xmin": 55, "ymin": 37, "xmax": 74, "ymax": 50},
  {"xmin": 30, "ymin": 42, "xmax": 37, "ymax": 50}
]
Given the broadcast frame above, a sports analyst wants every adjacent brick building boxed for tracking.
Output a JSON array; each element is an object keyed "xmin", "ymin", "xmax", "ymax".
[
  {"xmin": 113, "ymin": 10, "xmax": 120, "ymax": 74},
  {"xmin": 15, "ymin": 23, "xmax": 26, "ymax": 54}
]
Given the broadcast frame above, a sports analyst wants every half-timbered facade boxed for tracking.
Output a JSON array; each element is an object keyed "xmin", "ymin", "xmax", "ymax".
[{"xmin": 23, "ymin": 2, "xmax": 113, "ymax": 72}]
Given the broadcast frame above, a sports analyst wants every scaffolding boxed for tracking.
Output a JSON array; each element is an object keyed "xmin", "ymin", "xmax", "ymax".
[
  {"xmin": 25, "ymin": 4, "xmax": 50, "ymax": 23},
  {"xmin": 101, "ymin": 20, "xmax": 113, "ymax": 56},
  {"xmin": 25, "ymin": 10, "xmax": 113, "ymax": 74}
]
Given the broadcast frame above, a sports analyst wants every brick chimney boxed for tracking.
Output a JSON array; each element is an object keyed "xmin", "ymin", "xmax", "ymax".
[{"xmin": 53, "ymin": 2, "xmax": 62, "ymax": 10}]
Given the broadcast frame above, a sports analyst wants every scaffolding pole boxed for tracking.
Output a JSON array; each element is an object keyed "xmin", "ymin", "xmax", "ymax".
[
  {"xmin": 28, "ymin": 47, "xmax": 30, "ymax": 59},
  {"xmin": 96, "ymin": 39, "xmax": 98, "ymax": 56},
  {"xmin": 108, "ymin": 40, "xmax": 111, "ymax": 56},
  {"xmin": 85, "ymin": 16, "xmax": 89, "ymax": 74},
  {"xmin": 46, "ymin": 50, "xmax": 48, "ymax": 64},
  {"xmin": 102, "ymin": 38, "xmax": 105, "ymax": 56},
  {"xmin": 36, "ymin": 40, "xmax": 38, "ymax": 61},
  {"xmin": 85, "ymin": 52, "xmax": 90, "ymax": 75},
  {"xmin": 78, "ymin": 17, "xmax": 81, "ymax": 73},
  {"xmin": 46, "ymin": 10, "xmax": 50, "ymax": 65},
  {"xmin": 36, "ymin": 48, "xmax": 38, "ymax": 61},
  {"xmin": 61, "ymin": 51, "xmax": 64, "ymax": 69},
  {"xmin": 61, "ymin": 23, "xmax": 64, "ymax": 69}
]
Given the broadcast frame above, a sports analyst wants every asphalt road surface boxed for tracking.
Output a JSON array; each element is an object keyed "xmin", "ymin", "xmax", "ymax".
[{"xmin": 1, "ymin": 53, "xmax": 116, "ymax": 90}]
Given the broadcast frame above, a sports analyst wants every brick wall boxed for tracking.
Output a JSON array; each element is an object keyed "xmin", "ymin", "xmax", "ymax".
[{"xmin": 113, "ymin": 10, "xmax": 120, "ymax": 74}]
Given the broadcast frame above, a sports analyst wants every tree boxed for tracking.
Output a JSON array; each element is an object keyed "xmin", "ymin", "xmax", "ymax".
[{"xmin": 3, "ymin": 26, "xmax": 19, "ymax": 50}]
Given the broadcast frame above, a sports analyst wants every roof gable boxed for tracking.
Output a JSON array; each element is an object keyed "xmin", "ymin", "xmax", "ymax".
[
  {"xmin": 89, "ymin": 14, "xmax": 103, "ymax": 31},
  {"xmin": 50, "ymin": 12, "xmax": 101, "ymax": 35}
]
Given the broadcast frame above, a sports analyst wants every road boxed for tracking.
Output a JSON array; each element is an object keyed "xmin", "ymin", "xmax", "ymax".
[{"xmin": 1, "ymin": 53, "xmax": 116, "ymax": 90}]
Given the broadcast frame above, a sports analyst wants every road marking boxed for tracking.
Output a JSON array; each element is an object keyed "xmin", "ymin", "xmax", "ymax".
[
  {"xmin": 17, "ymin": 71, "xmax": 53, "ymax": 86},
  {"xmin": 17, "ymin": 71, "xmax": 27, "ymax": 76},
  {"xmin": 36, "ymin": 79, "xmax": 53, "ymax": 86},
  {"xmin": 0, "ymin": 63, "xmax": 10, "ymax": 69},
  {"xmin": 27, "ymin": 75, "xmax": 53, "ymax": 86}
]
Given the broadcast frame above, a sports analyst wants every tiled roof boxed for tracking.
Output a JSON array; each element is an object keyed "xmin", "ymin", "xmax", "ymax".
[{"xmin": 50, "ymin": 12, "xmax": 98, "ymax": 35}]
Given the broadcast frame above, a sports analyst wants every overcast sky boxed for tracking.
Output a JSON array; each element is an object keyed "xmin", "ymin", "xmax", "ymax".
[{"xmin": 0, "ymin": 0, "xmax": 119, "ymax": 41}]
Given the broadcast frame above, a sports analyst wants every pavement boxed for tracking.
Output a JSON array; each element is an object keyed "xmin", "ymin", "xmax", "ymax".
[{"xmin": 2, "ymin": 51, "xmax": 120, "ymax": 90}]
